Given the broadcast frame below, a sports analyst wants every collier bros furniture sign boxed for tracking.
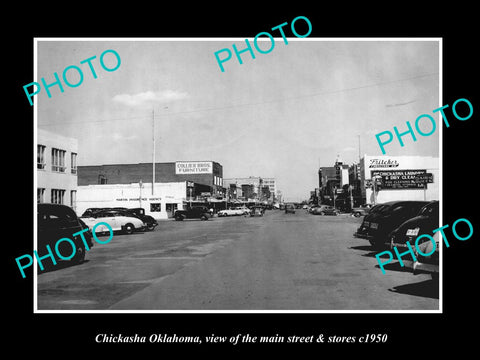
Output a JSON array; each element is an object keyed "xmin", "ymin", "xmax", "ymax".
[{"xmin": 175, "ymin": 161, "xmax": 213, "ymax": 175}]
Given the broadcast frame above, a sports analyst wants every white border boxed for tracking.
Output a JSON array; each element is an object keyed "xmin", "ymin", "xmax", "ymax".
[{"xmin": 33, "ymin": 37, "xmax": 443, "ymax": 314}]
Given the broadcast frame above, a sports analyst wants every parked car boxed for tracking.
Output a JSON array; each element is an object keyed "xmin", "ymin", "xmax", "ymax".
[
  {"xmin": 81, "ymin": 207, "xmax": 109, "ymax": 217},
  {"xmin": 81, "ymin": 209, "xmax": 146, "ymax": 234},
  {"xmin": 218, "ymin": 206, "xmax": 251, "ymax": 217},
  {"xmin": 112, "ymin": 207, "xmax": 158, "ymax": 231},
  {"xmin": 311, "ymin": 205, "xmax": 338, "ymax": 216},
  {"xmin": 174, "ymin": 206, "xmax": 211, "ymax": 221},
  {"xmin": 411, "ymin": 231, "xmax": 439, "ymax": 281},
  {"xmin": 284, "ymin": 203, "xmax": 296, "ymax": 214},
  {"xmin": 351, "ymin": 204, "xmax": 373, "ymax": 217},
  {"xmin": 250, "ymin": 206, "xmax": 265, "ymax": 217},
  {"xmin": 353, "ymin": 200, "xmax": 429, "ymax": 249},
  {"xmin": 308, "ymin": 205, "xmax": 319, "ymax": 213},
  {"xmin": 389, "ymin": 201, "xmax": 439, "ymax": 250},
  {"xmin": 38, "ymin": 203, "xmax": 94, "ymax": 267}
]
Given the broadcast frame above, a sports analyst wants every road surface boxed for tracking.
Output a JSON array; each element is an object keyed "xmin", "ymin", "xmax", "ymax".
[{"xmin": 36, "ymin": 209, "xmax": 439, "ymax": 311}]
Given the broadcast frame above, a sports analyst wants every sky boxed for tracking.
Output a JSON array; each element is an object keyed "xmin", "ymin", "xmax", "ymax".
[{"xmin": 36, "ymin": 39, "xmax": 440, "ymax": 202}]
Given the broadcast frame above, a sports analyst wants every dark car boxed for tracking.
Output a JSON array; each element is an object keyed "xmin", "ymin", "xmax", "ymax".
[
  {"xmin": 250, "ymin": 205, "xmax": 265, "ymax": 217},
  {"xmin": 285, "ymin": 203, "xmax": 296, "ymax": 214},
  {"xmin": 311, "ymin": 205, "xmax": 338, "ymax": 216},
  {"xmin": 174, "ymin": 206, "xmax": 211, "ymax": 221},
  {"xmin": 353, "ymin": 200, "xmax": 429, "ymax": 249},
  {"xmin": 38, "ymin": 203, "xmax": 94, "ymax": 268},
  {"xmin": 389, "ymin": 201, "xmax": 439, "ymax": 250}
]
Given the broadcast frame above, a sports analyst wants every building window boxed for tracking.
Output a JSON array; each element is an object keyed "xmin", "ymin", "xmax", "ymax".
[
  {"xmin": 71, "ymin": 152, "xmax": 77, "ymax": 174},
  {"xmin": 70, "ymin": 190, "xmax": 76, "ymax": 209},
  {"xmin": 51, "ymin": 148, "xmax": 66, "ymax": 172},
  {"xmin": 98, "ymin": 174, "xmax": 107, "ymax": 184},
  {"xmin": 37, "ymin": 145, "xmax": 46, "ymax": 169},
  {"xmin": 150, "ymin": 203, "xmax": 161, "ymax": 212},
  {"xmin": 51, "ymin": 189, "xmax": 65, "ymax": 204},
  {"xmin": 37, "ymin": 188, "xmax": 45, "ymax": 203}
]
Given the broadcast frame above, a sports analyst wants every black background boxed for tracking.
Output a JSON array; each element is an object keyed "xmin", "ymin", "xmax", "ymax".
[{"xmin": 7, "ymin": 3, "xmax": 478, "ymax": 355}]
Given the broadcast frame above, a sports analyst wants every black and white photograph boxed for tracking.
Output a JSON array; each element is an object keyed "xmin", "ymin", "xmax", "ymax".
[
  {"xmin": 9, "ymin": 5, "xmax": 478, "ymax": 353},
  {"xmin": 32, "ymin": 37, "xmax": 441, "ymax": 312}
]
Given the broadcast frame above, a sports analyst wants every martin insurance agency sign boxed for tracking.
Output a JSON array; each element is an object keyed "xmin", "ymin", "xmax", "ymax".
[{"xmin": 175, "ymin": 161, "xmax": 213, "ymax": 175}]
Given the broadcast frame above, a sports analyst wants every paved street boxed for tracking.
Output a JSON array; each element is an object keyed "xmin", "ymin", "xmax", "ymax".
[{"xmin": 37, "ymin": 209, "xmax": 439, "ymax": 311}]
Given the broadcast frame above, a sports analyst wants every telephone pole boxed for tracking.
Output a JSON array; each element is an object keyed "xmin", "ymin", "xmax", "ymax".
[{"xmin": 152, "ymin": 108, "xmax": 155, "ymax": 195}]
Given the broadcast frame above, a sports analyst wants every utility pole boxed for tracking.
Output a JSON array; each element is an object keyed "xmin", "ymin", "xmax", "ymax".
[
  {"xmin": 152, "ymin": 108, "xmax": 155, "ymax": 195},
  {"xmin": 139, "ymin": 180, "xmax": 143, "ymax": 208},
  {"xmin": 358, "ymin": 134, "xmax": 361, "ymax": 162}
]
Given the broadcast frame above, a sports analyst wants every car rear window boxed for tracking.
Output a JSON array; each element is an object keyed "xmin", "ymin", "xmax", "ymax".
[{"xmin": 38, "ymin": 205, "xmax": 78, "ymax": 226}]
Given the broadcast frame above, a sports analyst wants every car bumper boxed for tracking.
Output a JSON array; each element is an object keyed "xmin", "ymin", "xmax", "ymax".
[{"xmin": 412, "ymin": 261, "xmax": 439, "ymax": 274}]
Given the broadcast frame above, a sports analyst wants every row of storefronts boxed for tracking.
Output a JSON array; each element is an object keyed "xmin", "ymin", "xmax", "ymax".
[
  {"xmin": 37, "ymin": 129, "xmax": 278, "ymax": 220},
  {"xmin": 314, "ymin": 155, "xmax": 439, "ymax": 210}
]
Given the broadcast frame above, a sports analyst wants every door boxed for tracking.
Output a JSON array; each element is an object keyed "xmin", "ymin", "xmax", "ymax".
[{"xmin": 166, "ymin": 203, "xmax": 178, "ymax": 218}]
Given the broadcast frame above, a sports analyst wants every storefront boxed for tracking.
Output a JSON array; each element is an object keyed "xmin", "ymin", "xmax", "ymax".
[
  {"xmin": 76, "ymin": 182, "xmax": 188, "ymax": 220},
  {"xmin": 360, "ymin": 155, "xmax": 439, "ymax": 204}
]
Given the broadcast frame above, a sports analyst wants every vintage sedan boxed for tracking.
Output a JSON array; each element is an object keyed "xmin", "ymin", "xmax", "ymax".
[
  {"xmin": 111, "ymin": 207, "xmax": 158, "ymax": 231},
  {"xmin": 81, "ymin": 210, "xmax": 146, "ymax": 234},
  {"xmin": 353, "ymin": 200, "xmax": 429, "ymax": 249},
  {"xmin": 351, "ymin": 204, "xmax": 373, "ymax": 217},
  {"xmin": 174, "ymin": 206, "xmax": 211, "ymax": 220},
  {"xmin": 250, "ymin": 206, "xmax": 265, "ymax": 217},
  {"xmin": 38, "ymin": 203, "xmax": 94, "ymax": 267},
  {"xmin": 389, "ymin": 201, "xmax": 439, "ymax": 250},
  {"xmin": 218, "ymin": 206, "xmax": 251, "ymax": 217},
  {"xmin": 284, "ymin": 203, "xmax": 296, "ymax": 214},
  {"xmin": 311, "ymin": 205, "xmax": 338, "ymax": 216}
]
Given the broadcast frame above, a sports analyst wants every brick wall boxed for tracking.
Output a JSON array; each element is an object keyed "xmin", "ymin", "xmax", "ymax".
[{"xmin": 78, "ymin": 162, "xmax": 222, "ymax": 188}]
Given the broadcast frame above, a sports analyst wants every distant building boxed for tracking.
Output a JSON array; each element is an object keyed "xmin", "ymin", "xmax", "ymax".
[
  {"xmin": 37, "ymin": 129, "xmax": 78, "ymax": 210},
  {"xmin": 318, "ymin": 157, "xmax": 349, "ymax": 204},
  {"xmin": 223, "ymin": 176, "xmax": 276, "ymax": 201}
]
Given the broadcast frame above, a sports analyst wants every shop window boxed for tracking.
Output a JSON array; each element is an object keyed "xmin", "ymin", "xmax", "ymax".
[{"xmin": 150, "ymin": 203, "xmax": 161, "ymax": 212}]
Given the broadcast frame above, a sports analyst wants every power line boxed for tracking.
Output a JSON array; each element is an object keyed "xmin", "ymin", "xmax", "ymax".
[{"xmin": 38, "ymin": 72, "xmax": 438, "ymax": 128}]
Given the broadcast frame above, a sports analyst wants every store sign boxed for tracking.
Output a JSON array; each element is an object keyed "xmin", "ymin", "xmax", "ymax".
[
  {"xmin": 371, "ymin": 169, "xmax": 432, "ymax": 189},
  {"xmin": 175, "ymin": 161, "xmax": 213, "ymax": 174},
  {"xmin": 369, "ymin": 158, "xmax": 400, "ymax": 168}
]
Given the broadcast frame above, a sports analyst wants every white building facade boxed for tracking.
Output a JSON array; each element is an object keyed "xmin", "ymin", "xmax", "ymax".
[
  {"xmin": 37, "ymin": 129, "xmax": 78, "ymax": 210},
  {"xmin": 360, "ymin": 155, "xmax": 440, "ymax": 204},
  {"xmin": 76, "ymin": 182, "xmax": 188, "ymax": 220}
]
